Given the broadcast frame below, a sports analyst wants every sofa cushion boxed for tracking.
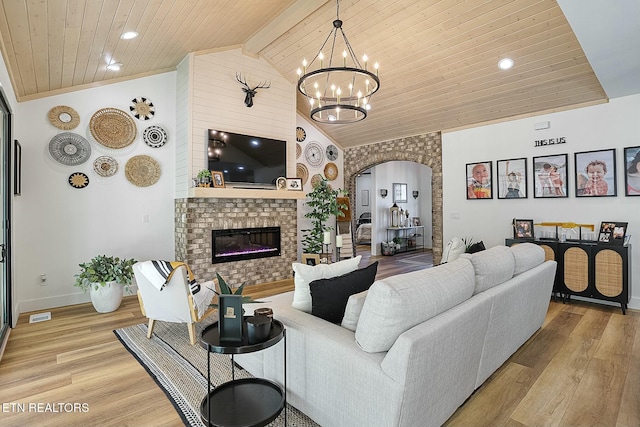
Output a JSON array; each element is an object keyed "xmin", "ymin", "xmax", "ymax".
[
  {"xmin": 510, "ymin": 243, "xmax": 545, "ymax": 275},
  {"xmin": 460, "ymin": 245, "xmax": 515, "ymax": 294},
  {"xmin": 291, "ymin": 256, "xmax": 361, "ymax": 312},
  {"xmin": 340, "ymin": 290, "xmax": 368, "ymax": 331},
  {"xmin": 441, "ymin": 237, "xmax": 466, "ymax": 263},
  {"xmin": 354, "ymin": 258, "xmax": 475, "ymax": 353},
  {"xmin": 310, "ymin": 261, "xmax": 378, "ymax": 324}
]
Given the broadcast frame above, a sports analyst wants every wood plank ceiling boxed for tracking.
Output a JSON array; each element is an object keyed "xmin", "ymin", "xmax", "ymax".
[{"xmin": 0, "ymin": 0, "xmax": 607, "ymax": 148}]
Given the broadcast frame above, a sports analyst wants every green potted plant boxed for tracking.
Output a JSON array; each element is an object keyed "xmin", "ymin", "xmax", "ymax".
[
  {"xmin": 197, "ymin": 169, "xmax": 212, "ymax": 187},
  {"xmin": 208, "ymin": 272, "xmax": 264, "ymax": 307},
  {"xmin": 301, "ymin": 178, "xmax": 348, "ymax": 254},
  {"xmin": 74, "ymin": 255, "xmax": 137, "ymax": 313}
]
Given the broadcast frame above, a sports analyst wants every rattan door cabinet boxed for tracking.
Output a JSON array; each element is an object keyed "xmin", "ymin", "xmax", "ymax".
[{"xmin": 506, "ymin": 239, "xmax": 631, "ymax": 314}]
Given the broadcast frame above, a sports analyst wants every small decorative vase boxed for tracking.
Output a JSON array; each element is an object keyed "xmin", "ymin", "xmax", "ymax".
[{"xmin": 89, "ymin": 280, "xmax": 124, "ymax": 313}]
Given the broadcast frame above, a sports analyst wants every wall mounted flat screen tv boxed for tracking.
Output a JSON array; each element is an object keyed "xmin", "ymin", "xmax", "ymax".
[{"xmin": 207, "ymin": 129, "xmax": 286, "ymax": 188}]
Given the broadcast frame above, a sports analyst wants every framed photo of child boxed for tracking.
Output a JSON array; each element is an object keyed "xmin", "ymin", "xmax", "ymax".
[
  {"xmin": 533, "ymin": 154, "xmax": 568, "ymax": 198},
  {"xmin": 497, "ymin": 158, "xmax": 527, "ymax": 199},
  {"xmin": 624, "ymin": 146, "xmax": 640, "ymax": 196},
  {"xmin": 513, "ymin": 219, "xmax": 534, "ymax": 239},
  {"xmin": 466, "ymin": 161, "xmax": 493, "ymax": 199},
  {"xmin": 574, "ymin": 149, "xmax": 616, "ymax": 197}
]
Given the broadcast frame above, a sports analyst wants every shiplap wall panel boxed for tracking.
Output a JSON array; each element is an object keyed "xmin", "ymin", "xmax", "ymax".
[
  {"xmin": 175, "ymin": 54, "xmax": 191, "ymax": 197},
  {"xmin": 190, "ymin": 48, "xmax": 295, "ymax": 181}
]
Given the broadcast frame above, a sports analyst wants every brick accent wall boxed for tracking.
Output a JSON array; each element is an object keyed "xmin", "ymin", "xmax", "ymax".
[
  {"xmin": 344, "ymin": 132, "xmax": 443, "ymax": 263},
  {"xmin": 175, "ymin": 198, "xmax": 297, "ymax": 285}
]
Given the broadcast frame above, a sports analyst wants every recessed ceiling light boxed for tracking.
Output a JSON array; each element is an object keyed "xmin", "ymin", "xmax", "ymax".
[
  {"xmin": 120, "ymin": 31, "xmax": 138, "ymax": 40},
  {"xmin": 498, "ymin": 58, "xmax": 514, "ymax": 70},
  {"xmin": 106, "ymin": 62, "xmax": 123, "ymax": 71}
]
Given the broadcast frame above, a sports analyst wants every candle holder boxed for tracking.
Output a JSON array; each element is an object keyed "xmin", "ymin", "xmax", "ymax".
[{"xmin": 336, "ymin": 247, "xmax": 341, "ymax": 261}]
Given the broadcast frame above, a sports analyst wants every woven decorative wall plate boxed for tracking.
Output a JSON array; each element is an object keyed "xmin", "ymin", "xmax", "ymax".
[
  {"xmin": 296, "ymin": 143, "xmax": 302, "ymax": 159},
  {"xmin": 93, "ymin": 156, "xmax": 118, "ymax": 177},
  {"xmin": 68, "ymin": 172, "xmax": 89, "ymax": 189},
  {"xmin": 296, "ymin": 163, "xmax": 309, "ymax": 185},
  {"xmin": 130, "ymin": 97, "xmax": 155, "ymax": 120},
  {"xmin": 125, "ymin": 155, "xmax": 161, "ymax": 187},
  {"xmin": 143, "ymin": 125, "xmax": 167, "ymax": 148},
  {"xmin": 48, "ymin": 105, "xmax": 80, "ymax": 130},
  {"xmin": 49, "ymin": 132, "xmax": 91, "ymax": 166},
  {"xmin": 311, "ymin": 173, "xmax": 324, "ymax": 189},
  {"xmin": 324, "ymin": 162, "xmax": 338, "ymax": 181},
  {"xmin": 89, "ymin": 108, "xmax": 137, "ymax": 149}
]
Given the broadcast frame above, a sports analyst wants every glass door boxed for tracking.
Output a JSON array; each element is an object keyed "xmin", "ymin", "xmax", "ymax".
[{"xmin": 0, "ymin": 88, "xmax": 12, "ymax": 344}]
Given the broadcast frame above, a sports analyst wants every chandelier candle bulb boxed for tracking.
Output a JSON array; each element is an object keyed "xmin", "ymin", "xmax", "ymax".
[
  {"xmin": 343, "ymin": 50, "xmax": 347, "ymax": 67},
  {"xmin": 324, "ymin": 231, "xmax": 331, "ymax": 245},
  {"xmin": 363, "ymin": 54, "xmax": 368, "ymax": 70}
]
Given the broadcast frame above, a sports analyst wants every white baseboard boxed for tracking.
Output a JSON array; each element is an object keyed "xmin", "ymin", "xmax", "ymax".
[{"xmin": 16, "ymin": 285, "xmax": 139, "ymax": 317}]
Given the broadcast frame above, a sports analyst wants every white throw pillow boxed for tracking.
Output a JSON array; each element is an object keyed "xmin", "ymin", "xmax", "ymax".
[
  {"xmin": 340, "ymin": 290, "xmax": 368, "ymax": 331},
  {"xmin": 441, "ymin": 237, "xmax": 466, "ymax": 264},
  {"xmin": 291, "ymin": 256, "xmax": 361, "ymax": 312}
]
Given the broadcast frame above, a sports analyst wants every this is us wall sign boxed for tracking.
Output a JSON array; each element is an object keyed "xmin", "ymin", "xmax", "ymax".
[{"xmin": 534, "ymin": 136, "xmax": 566, "ymax": 147}]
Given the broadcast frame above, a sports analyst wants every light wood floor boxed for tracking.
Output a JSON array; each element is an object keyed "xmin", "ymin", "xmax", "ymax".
[{"xmin": 1, "ymin": 249, "xmax": 638, "ymax": 427}]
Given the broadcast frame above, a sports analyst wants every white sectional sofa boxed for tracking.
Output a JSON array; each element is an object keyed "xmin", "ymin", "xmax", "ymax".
[{"xmin": 236, "ymin": 243, "xmax": 557, "ymax": 427}]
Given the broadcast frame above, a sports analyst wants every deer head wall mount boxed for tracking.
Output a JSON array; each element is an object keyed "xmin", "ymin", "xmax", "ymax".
[{"xmin": 235, "ymin": 73, "xmax": 270, "ymax": 107}]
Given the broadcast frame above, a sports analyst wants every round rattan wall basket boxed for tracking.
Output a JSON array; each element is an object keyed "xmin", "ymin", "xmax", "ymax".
[
  {"xmin": 48, "ymin": 105, "xmax": 80, "ymax": 130},
  {"xmin": 125, "ymin": 155, "xmax": 160, "ymax": 187},
  {"xmin": 89, "ymin": 108, "xmax": 137, "ymax": 149}
]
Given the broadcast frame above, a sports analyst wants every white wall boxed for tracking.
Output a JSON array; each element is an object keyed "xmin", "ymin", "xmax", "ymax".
[
  {"xmin": 13, "ymin": 73, "xmax": 177, "ymax": 314},
  {"xmin": 442, "ymin": 94, "xmax": 640, "ymax": 309}
]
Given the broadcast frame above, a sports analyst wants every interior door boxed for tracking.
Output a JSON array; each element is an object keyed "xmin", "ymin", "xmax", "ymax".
[{"xmin": 0, "ymin": 89, "xmax": 12, "ymax": 343}]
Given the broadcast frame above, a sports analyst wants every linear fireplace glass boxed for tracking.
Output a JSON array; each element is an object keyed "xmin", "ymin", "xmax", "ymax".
[{"xmin": 212, "ymin": 227, "xmax": 281, "ymax": 264}]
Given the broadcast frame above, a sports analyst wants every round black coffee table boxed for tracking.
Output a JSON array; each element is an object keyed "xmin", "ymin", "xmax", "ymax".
[{"xmin": 200, "ymin": 318, "xmax": 286, "ymax": 427}]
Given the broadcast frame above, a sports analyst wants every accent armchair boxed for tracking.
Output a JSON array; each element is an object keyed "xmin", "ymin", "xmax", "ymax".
[{"xmin": 133, "ymin": 262, "xmax": 216, "ymax": 345}]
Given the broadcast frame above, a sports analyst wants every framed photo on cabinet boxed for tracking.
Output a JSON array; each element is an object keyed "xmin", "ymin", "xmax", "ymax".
[
  {"xmin": 533, "ymin": 154, "xmax": 568, "ymax": 198},
  {"xmin": 574, "ymin": 149, "xmax": 616, "ymax": 197},
  {"xmin": 497, "ymin": 158, "xmax": 527, "ymax": 199},
  {"xmin": 597, "ymin": 221, "xmax": 627, "ymax": 245}
]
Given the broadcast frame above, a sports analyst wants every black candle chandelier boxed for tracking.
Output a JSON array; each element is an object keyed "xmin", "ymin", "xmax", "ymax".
[{"xmin": 297, "ymin": 0, "xmax": 380, "ymax": 124}]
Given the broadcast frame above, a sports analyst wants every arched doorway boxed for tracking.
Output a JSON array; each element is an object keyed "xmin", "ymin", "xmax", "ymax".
[{"xmin": 344, "ymin": 131, "xmax": 443, "ymax": 263}]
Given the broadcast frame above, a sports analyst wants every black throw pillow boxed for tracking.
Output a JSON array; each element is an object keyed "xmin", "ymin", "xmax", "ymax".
[
  {"xmin": 310, "ymin": 261, "xmax": 378, "ymax": 324},
  {"xmin": 466, "ymin": 241, "xmax": 486, "ymax": 254}
]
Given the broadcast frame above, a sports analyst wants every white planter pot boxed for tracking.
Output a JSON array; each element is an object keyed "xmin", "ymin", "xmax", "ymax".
[{"xmin": 89, "ymin": 281, "xmax": 124, "ymax": 313}]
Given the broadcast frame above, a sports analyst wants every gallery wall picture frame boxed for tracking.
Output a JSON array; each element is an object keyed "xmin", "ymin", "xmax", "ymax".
[
  {"xmin": 393, "ymin": 183, "xmax": 407, "ymax": 203},
  {"xmin": 211, "ymin": 170, "xmax": 225, "ymax": 188},
  {"xmin": 533, "ymin": 153, "xmax": 568, "ymax": 198},
  {"xmin": 624, "ymin": 146, "xmax": 640, "ymax": 196},
  {"xmin": 286, "ymin": 177, "xmax": 303, "ymax": 191},
  {"xmin": 513, "ymin": 218, "xmax": 534, "ymax": 239},
  {"xmin": 13, "ymin": 139, "xmax": 21, "ymax": 196},
  {"xmin": 597, "ymin": 221, "xmax": 627, "ymax": 245},
  {"xmin": 301, "ymin": 253, "xmax": 320, "ymax": 266},
  {"xmin": 497, "ymin": 158, "xmax": 527, "ymax": 199},
  {"xmin": 361, "ymin": 189, "xmax": 369, "ymax": 206},
  {"xmin": 466, "ymin": 161, "xmax": 493, "ymax": 199},
  {"xmin": 574, "ymin": 148, "xmax": 617, "ymax": 197}
]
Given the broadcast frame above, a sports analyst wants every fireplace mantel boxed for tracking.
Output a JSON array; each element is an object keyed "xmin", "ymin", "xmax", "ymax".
[{"xmin": 188, "ymin": 187, "xmax": 306, "ymax": 200}]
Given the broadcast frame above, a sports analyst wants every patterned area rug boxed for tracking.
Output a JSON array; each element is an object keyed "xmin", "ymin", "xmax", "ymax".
[{"xmin": 114, "ymin": 319, "xmax": 318, "ymax": 427}]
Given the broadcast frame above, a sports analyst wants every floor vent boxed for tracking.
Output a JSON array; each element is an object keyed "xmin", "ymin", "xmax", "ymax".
[{"xmin": 29, "ymin": 312, "xmax": 52, "ymax": 323}]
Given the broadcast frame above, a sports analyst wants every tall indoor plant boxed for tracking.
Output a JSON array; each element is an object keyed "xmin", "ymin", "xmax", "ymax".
[
  {"xmin": 74, "ymin": 255, "xmax": 137, "ymax": 313},
  {"xmin": 302, "ymin": 178, "xmax": 348, "ymax": 254}
]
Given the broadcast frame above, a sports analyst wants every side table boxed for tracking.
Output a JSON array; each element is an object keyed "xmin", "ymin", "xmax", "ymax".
[{"xmin": 200, "ymin": 317, "xmax": 287, "ymax": 427}]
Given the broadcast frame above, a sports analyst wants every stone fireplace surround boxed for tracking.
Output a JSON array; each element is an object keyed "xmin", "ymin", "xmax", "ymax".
[{"xmin": 175, "ymin": 197, "xmax": 297, "ymax": 286}]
